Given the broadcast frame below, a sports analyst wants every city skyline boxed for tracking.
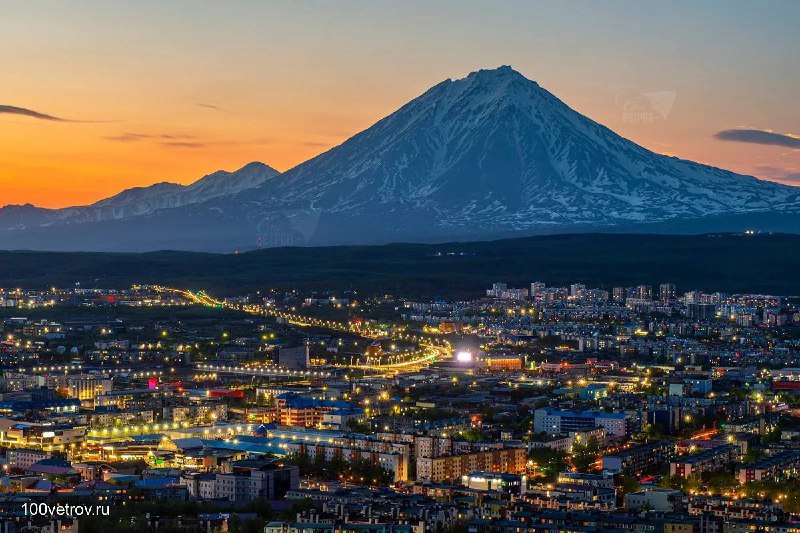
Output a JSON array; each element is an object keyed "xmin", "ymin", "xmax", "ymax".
[{"xmin": 2, "ymin": 1, "xmax": 799, "ymax": 208}]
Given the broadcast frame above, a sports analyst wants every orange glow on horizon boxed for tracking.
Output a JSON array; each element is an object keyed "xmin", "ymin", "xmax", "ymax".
[
  {"xmin": 2, "ymin": 3, "xmax": 798, "ymax": 207},
  {"xmin": 4, "ymin": 98, "xmax": 798, "ymax": 209},
  {"xmin": 0, "ymin": 118, "xmax": 347, "ymax": 208}
]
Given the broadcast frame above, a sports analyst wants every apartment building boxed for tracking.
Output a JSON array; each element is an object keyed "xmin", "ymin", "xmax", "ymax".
[
  {"xmin": 276, "ymin": 394, "xmax": 352, "ymax": 427},
  {"xmin": 625, "ymin": 488, "xmax": 683, "ymax": 512},
  {"xmin": 183, "ymin": 459, "xmax": 299, "ymax": 501},
  {"xmin": 533, "ymin": 408, "xmax": 629, "ymax": 438},
  {"xmin": 286, "ymin": 441, "xmax": 408, "ymax": 482},
  {"xmin": 7, "ymin": 448, "xmax": 51, "ymax": 470},
  {"xmin": 670, "ymin": 445, "xmax": 739, "ymax": 478},
  {"xmin": 45, "ymin": 374, "xmax": 113, "ymax": 402},
  {"xmin": 602, "ymin": 441, "xmax": 675, "ymax": 476},
  {"xmin": 416, "ymin": 447, "xmax": 526, "ymax": 483},
  {"xmin": 737, "ymin": 451, "xmax": 800, "ymax": 483},
  {"xmin": 0, "ymin": 422, "xmax": 86, "ymax": 452},
  {"xmin": 377, "ymin": 433, "xmax": 455, "ymax": 460}
]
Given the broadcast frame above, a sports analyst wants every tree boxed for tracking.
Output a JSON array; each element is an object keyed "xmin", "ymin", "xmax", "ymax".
[
  {"xmin": 617, "ymin": 475, "xmax": 641, "ymax": 498},
  {"xmin": 660, "ymin": 474, "xmax": 701, "ymax": 493},
  {"xmin": 742, "ymin": 448, "xmax": 766, "ymax": 464},
  {"xmin": 257, "ymin": 393, "xmax": 275, "ymax": 407},
  {"xmin": 527, "ymin": 447, "xmax": 568, "ymax": 481},
  {"xmin": 285, "ymin": 451, "xmax": 394, "ymax": 486},
  {"xmin": 346, "ymin": 419, "xmax": 372, "ymax": 433},
  {"xmin": 762, "ymin": 428, "xmax": 782, "ymax": 445},
  {"xmin": 643, "ymin": 423, "xmax": 664, "ymax": 441},
  {"xmin": 312, "ymin": 450, "xmax": 327, "ymax": 475},
  {"xmin": 705, "ymin": 470, "xmax": 738, "ymax": 495},
  {"xmin": 286, "ymin": 451, "xmax": 311, "ymax": 475},
  {"xmin": 571, "ymin": 436, "xmax": 601, "ymax": 473},
  {"xmin": 458, "ymin": 429, "xmax": 484, "ymax": 443}
]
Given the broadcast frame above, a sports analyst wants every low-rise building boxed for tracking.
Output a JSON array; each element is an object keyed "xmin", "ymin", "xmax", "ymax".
[
  {"xmin": 737, "ymin": 451, "xmax": 800, "ymax": 483},
  {"xmin": 416, "ymin": 447, "xmax": 526, "ymax": 483},
  {"xmin": 183, "ymin": 459, "xmax": 299, "ymax": 501},
  {"xmin": 286, "ymin": 441, "xmax": 408, "ymax": 482},
  {"xmin": 7, "ymin": 448, "xmax": 51, "ymax": 470},
  {"xmin": 461, "ymin": 471, "xmax": 526, "ymax": 495},
  {"xmin": 670, "ymin": 445, "xmax": 738, "ymax": 478},
  {"xmin": 602, "ymin": 441, "xmax": 674, "ymax": 476},
  {"xmin": 533, "ymin": 408, "xmax": 629, "ymax": 438},
  {"xmin": 625, "ymin": 488, "xmax": 683, "ymax": 512},
  {"xmin": 482, "ymin": 354, "xmax": 523, "ymax": 372}
]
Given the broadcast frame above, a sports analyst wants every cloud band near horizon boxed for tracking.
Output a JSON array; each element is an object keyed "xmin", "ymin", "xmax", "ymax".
[
  {"xmin": 715, "ymin": 128, "xmax": 800, "ymax": 148},
  {"xmin": 0, "ymin": 104, "xmax": 67, "ymax": 121}
]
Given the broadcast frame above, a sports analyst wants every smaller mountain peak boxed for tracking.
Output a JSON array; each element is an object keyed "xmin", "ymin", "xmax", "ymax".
[
  {"xmin": 237, "ymin": 161, "xmax": 279, "ymax": 174},
  {"xmin": 239, "ymin": 161, "xmax": 266, "ymax": 171}
]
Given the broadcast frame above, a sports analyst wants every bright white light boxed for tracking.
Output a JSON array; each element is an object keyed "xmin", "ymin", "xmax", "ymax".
[{"xmin": 456, "ymin": 351, "xmax": 473, "ymax": 363}]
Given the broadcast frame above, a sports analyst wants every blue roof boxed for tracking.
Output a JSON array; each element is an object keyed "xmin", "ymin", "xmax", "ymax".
[
  {"xmin": 33, "ymin": 458, "xmax": 71, "ymax": 467},
  {"xmin": 326, "ymin": 408, "xmax": 364, "ymax": 416},
  {"xmin": 538, "ymin": 407, "xmax": 627, "ymax": 420},
  {"xmin": 253, "ymin": 424, "xmax": 275, "ymax": 435},
  {"xmin": 170, "ymin": 438, "xmax": 205, "ymax": 450},
  {"xmin": 277, "ymin": 392, "xmax": 351, "ymax": 409},
  {"xmin": 172, "ymin": 436, "xmax": 285, "ymax": 456},
  {"xmin": 134, "ymin": 477, "xmax": 181, "ymax": 489},
  {"xmin": 199, "ymin": 513, "xmax": 258, "ymax": 521},
  {"xmin": 0, "ymin": 398, "xmax": 80, "ymax": 410},
  {"xmin": 130, "ymin": 434, "xmax": 165, "ymax": 442}
]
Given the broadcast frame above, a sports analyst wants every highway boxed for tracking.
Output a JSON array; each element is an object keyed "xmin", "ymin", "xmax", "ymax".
[
  {"xmin": 153, "ymin": 286, "xmax": 452, "ymax": 371},
  {"xmin": 196, "ymin": 363, "xmax": 332, "ymax": 378}
]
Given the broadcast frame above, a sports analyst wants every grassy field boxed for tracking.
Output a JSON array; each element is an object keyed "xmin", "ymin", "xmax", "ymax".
[{"xmin": 0, "ymin": 232, "xmax": 797, "ymax": 297}]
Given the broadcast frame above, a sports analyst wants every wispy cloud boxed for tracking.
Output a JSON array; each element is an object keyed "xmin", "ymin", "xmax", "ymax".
[
  {"xmin": 1, "ymin": 104, "xmax": 69, "ymax": 122},
  {"xmin": 197, "ymin": 103, "xmax": 222, "ymax": 111},
  {"xmin": 715, "ymin": 128, "xmax": 800, "ymax": 148},
  {"xmin": 161, "ymin": 138, "xmax": 329, "ymax": 149},
  {"xmin": 105, "ymin": 132, "xmax": 195, "ymax": 143},
  {"xmin": 104, "ymin": 131, "xmax": 274, "ymax": 149},
  {"xmin": 106, "ymin": 130, "xmax": 327, "ymax": 150},
  {"xmin": 163, "ymin": 141, "xmax": 208, "ymax": 148},
  {"xmin": 161, "ymin": 139, "xmax": 272, "ymax": 149},
  {"xmin": 300, "ymin": 141, "xmax": 331, "ymax": 148},
  {"xmin": 1, "ymin": 104, "xmax": 113, "ymax": 123}
]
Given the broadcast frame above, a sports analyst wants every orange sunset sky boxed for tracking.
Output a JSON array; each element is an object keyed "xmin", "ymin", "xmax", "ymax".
[{"xmin": 2, "ymin": 1, "xmax": 799, "ymax": 208}]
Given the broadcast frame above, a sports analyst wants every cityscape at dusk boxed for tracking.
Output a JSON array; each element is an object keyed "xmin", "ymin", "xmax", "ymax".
[{"xmin": 1, "ymin": 2, "xmax": 800, "ymax": 533}]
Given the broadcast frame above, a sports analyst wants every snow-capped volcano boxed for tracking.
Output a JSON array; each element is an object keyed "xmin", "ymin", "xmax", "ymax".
[
  {"xmin": 0, "ymin": 67, "xmax": 798, "ymax": 251},
  {"xmin": 245, "ymin": 66, "xmax": 796, "ymax": 231}
]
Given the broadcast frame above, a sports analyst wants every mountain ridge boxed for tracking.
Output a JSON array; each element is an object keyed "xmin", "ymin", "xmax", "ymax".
[
  {"xmin": 0, "ymin": 161, "xmax": 279, "ymax": 230},
  {"xmin": 1, "ymin": 66, "xmax": 797, "ymax": 251},
  {"xmin": 194, "ymin": 65, "xmax": 797, "ymax": 245}
]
